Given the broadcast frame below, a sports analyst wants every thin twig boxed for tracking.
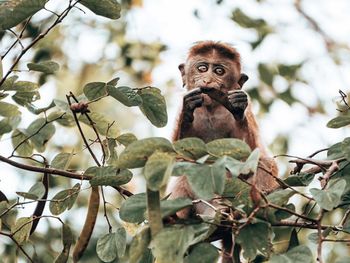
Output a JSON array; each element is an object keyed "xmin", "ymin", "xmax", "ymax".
[
  {"xmin": 101, "ymin": 188, "xmax": 113, "ymax": 232},
  {"xmin": 316, "ymin": 210, "xmax": 325, "ymax": 263},
  {"xmin": 0, "ymin": 232, "xmax": 34, "ymax": 262},
  {"xmin": 66, "ymin": 94, "xmax": 101, "ymax": 167},
  {"xmin": 192, "ymin": 199, "xmax": 231, "ymax": 218},
  {"xmin": 0, "ymin": 154, "xmax": 133, "ymax": 197},
  {"xmin": 10, "ymin": 113, "xmax": 66, "ymax": 157},
  {"xmin": 2, "ymin": 17, "xmax": 31, "ymax": 59},
  {"xmin": 69, "ymin": 92, "xmax": 107, "ymax": 165},
  {"xmin": 268, "ymin": 203, "xmax": 317, "ymax": 223}
]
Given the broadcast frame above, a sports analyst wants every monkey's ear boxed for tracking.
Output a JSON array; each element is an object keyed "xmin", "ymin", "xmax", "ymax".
[
  {"xmin": 238, "ymin": 73, "xmax": 249, "ymax": 88},
  {"xmin": 178, "ymin": 63, "xmax": 186, "ymax": 87}
]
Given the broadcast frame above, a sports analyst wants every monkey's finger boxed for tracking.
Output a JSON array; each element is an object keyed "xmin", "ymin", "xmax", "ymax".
[
  {"xmin": 186, "ymin": 98, "xmax": 203, "ymax": 110},
  {"xmin": 229, "ymin": 97, "xmax": 246, "ymax": 103},
  {"xmin": 229, "ymin": 95, "xmax": 247, "ymax": 101},
  {"xmin": 184, "ymin": 88, "xmax": 202, "ymax": 98},
  {"xmin": 228, "ymin": 90, "xmax": 247, "ymax": 96},
  {"xmin": 185, "ymin": 93, "xmax": 203, "ymax": 101}
]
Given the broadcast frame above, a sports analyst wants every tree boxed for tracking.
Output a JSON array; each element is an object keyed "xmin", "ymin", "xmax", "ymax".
[{"xmin": 0, "ymin": 1, "xmax": 349, "ymax": 263}]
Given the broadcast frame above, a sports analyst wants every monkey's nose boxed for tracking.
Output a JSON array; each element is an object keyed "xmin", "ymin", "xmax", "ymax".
[{"xmin": 203, "ymin": 79, "xmax": 213, "ymax": 86}]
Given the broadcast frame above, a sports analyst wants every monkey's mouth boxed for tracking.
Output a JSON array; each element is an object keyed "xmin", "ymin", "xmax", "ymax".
[
  {"xmin": 200, "ymin": 87, "xmax": 233, "ymax": 113},
  {"xmin": 200, "ymin": 87, "xmax": 227, "ymax": 100}
]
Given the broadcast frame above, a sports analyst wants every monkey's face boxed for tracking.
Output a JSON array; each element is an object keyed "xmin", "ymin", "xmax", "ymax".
[{"xmin": 180, "ymin": 54, "xmax": 241, "ymax": 92}]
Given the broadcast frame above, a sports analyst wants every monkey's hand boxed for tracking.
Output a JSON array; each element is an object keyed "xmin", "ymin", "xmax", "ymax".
[
  {"xmin": 183, "ymin": 88, "xmax": 203, "ymax": 123},
  {"xmin": 228, "ymin": 90, "xmax": 248, "ymax": 120}
]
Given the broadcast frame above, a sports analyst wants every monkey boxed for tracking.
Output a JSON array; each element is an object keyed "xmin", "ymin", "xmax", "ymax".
[{"xmin": 170, "ymin": 41, "xmax": 279, "ymax": 261}]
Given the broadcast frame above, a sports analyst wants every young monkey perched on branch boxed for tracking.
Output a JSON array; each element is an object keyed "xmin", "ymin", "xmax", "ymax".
[{"xmin": 171, "ymin": 41, "xmax": 279, "ymax": 218}]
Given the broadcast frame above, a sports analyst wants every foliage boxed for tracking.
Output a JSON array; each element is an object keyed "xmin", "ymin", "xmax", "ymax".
[{"xmin": 0, "ymin": 0, "xmax": 349, "ymax": 263}]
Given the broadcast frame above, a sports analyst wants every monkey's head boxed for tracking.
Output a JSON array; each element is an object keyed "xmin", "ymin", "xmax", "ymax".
[{"xmin": 179, "ymin": 41, "xmax": 248, "ymax": 93}]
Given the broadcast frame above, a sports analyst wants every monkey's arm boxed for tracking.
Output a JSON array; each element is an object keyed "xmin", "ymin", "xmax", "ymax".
[{"xmin": 173, "ymin": 88, "xmax": 203, "ymax": 140}]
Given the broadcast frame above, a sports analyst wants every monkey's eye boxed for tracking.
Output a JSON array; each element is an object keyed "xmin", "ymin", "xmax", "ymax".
[
  {"xmin": 214, "ymin": 67, "xmax": 225, "ymax": 75},
  {"xmin": 197, "ymin": 65, "xmax": 208, "ymax": 72}
]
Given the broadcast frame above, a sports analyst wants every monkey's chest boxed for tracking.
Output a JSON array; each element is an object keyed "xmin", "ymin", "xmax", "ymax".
[{"xmin": 190, "ymin": 110, "xmax": 234, "ymax": 142}]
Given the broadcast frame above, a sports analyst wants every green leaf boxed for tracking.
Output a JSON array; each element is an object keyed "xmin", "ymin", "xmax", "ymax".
[
  {"xmin": 149, "ymin": 226, "xmax": 194, "ymax": 263},
  {"xmin": 0, "ymin": 0, "xmax": 47, "ymax": 30},
  {"xmin": 0, "ymin": 119, "xmax": 11, "ymax": 136},
  {"xmin": 267, "ymin": 189, "xmax": 295, "ymax": 206},
  {"xmin": 12, "ymin": 217, "xmax": 33, "ymax": 245},
  {"xmin": 231, "ymin": 8, "xmax": 267, "ymax": 29},
  {"xmin": 138, "ymin": 87, "xmax": 168, "ymax": 127},
  {"xmin": 278, "ymin": 64, "xmax": 302, "ymax": 80},
  {"xmin": 79, "ymin": 111, "xmax": 119, "ymax": 137},
  {"xmin": 26, "ymin": 118, "xmax": 55, "ymax": 152},
  {"xmin": 270, "ymin": 245, "xmax": 313, "ymax": 263},
  {"xmin": 10, "ymin": 80, "xmax": 39, "ymax": 91},
  {"xmin": 186, "ymin": 160, "xmax": 226, "ymax": 200},
  {"xmin": 0, "ymin": 116, "xmax": 20, "ymax": 136},
  {"xmin": 53, "ymin": 99, "xmax": 70, "ymax": 112},
  {"xmin": 80, "ymin": 0, "xmax": 121, "ymax": 19},
  {"xmin": 328, "ymin": 142, "xmax": 344, "ymax": 159},
  {"xmin": 284, "ymin": 173, "xmax": 314, "ymax": 187},
  {"xmin": 341, "ymin": 137, "xmax": 350, "ymax": 161},
  {"xmin": 119, "ymin": 193, "xmax": 147, "ymax": 223},
  {"xmin": 27, "ymin": 61, "xmax": 59, "ymax": 74},
  {"xmin": 83, "ymin": 82, "xmax": 108, "ymax": 101},
  {"xmin": 216, "ymin": 156, "xmax": 244, "ymax": 177},
  {"xmin": 96, "ymin": 232, "xmax": 118, "ymax": 262},
  {"xmin": 12, "ymin": 90, "xmax": 40, "ymax": 106},
  {"xmin": 54, "ymin": 224, "xmax": 73, "ymax": 263},
  {"xmin": 287, "ymin": 229, "xmax": 300, "ymax": 250},
  {"xmin": 16, "ymin": 182, "xmax": 45, "ymax": 200},
  {"xmin": 327, "ymin": 115, "xmax": 350, "ymax": 128},
  {"xmin": 258, "ymin": 63, "xmax": 275, "ymax": 86},
  {"xmin": 48, "ymin": 111, "xmax": 75, "ymax": 127},
  {"xmin": 343, "ymin": 213, "xmax": 350, "ymax": 233},
  {"xmin": 129, "ymin": 227, "xmax": 151, "ymax": 263},
  {"xmin": 310, "ymin": 179, "xmax": 346, "ymax": 211},
  {"xmin": 174, "ymin": 137, "xmax": 208, "ymax": 160},
  {"xmin": 160, "ymin": 198, "xmax": 192, "ymax": 218},
  {"xmin": 84, "ymin": 166, "xmax": 117, "ymax": 177},
  {"xmin": 12, "ymin": 129, "xmax": 33, "ymax": 156},
  {"xmin": 90, "ymin": 169, "xmax": 132, "ymax": 187},
  {"xmin": 236, "ymin": 221, "xmax": 272, "ymax": 260},
  {"xmin": 118, "ymin": 137, "xmax": 173, "ymax": 169},
  {"xmin": 206, "ymin": 138, "xmax": 251, "ymax": 160},
  {"xmin": 27, "ymin": 100, "xmax": 55, "ymax": 115},
  {"xmin": 51, "ymin": 153, "xmax": 72, "ymax": 170},
  {"xmin": 107, "ymin": 86, "xmax": 142, "ymax": 107},
  {"xmin": 223, "ymin": 177, "xmax": 253, "ymax": 209},
  {"xmin": 49, "ymin": 184, "xmax": 80, "ymax": 215},
  {"xmin": 115, "ymin": 227, "xmax": 127, "ymax": 258},
  {"xmin": 106, "ymin": 138, "xmax": 118, "ymax": 165},
  {"xmin": 274, "ymin": 203, "xmax": 295, "ymax": 221},
  {"xmin": 116, "ymin": 133, "xmax": 138, "ymax": 146},
  {"xmin": 144, "ymin": 151, "xmax": 175, "ymax": 191},
  {"xmin": 0, "ymin": 75, "xmax": 18, "ymax": 91},
  {"xmin": 107, "ymin": 77, "xmax": 120, "ymax": 86},
  {"xmin": 0, "ymin": 101, "xmax": 20, "ymax": 117},
  {"xmin": 172, "ymin": 162, "xmax": 194, "ymax": 177},
  {"xmin": 184, "ymin": 243, "xmax": 219, "ymax": 263}
]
